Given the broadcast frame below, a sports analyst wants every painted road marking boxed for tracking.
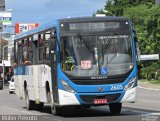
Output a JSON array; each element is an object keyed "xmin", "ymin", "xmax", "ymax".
[
  {"xmin": 98, "ymin": 106, "xmax": 160, "ymax": 115},
  {"xmin": 150, "ymin": 113, "xmax": 160, "ymax": 115},
  {"xmin": 124, "ymin": 108, "xmax": 160, "ymax": 115}
]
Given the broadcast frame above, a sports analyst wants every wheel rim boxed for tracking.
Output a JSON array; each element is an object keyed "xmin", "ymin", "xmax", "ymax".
[{"xmin": 51, "ymin": 104, "xmax": 55, "ymax": 113}]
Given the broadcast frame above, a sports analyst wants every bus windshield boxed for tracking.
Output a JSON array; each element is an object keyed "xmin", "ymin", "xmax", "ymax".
[{"xmin": 60, "ymin": 34, "xmax": 133, "ymax": 78}]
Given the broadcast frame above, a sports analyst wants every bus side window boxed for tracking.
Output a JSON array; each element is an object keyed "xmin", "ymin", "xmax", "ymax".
[
  {"xmin": 44, "ymin": 43, "xmax": 50, "ymax": 60},
  {"xmin": 17, "ymin": 40, "xmax": 23, "ymax": 65},
  {"xmin": 38, "ymin": 31, "xmax": 51, "ymax": 63},
  {"xmin": 50, "ymin": 30, "xmax": 57, "ymax": 63},
  {"xmin": 44, "ymin": 31, "xmax": 51, "ymax": 61},
  {"xmin": 38, "ymin": 33, "xmax": 45, "ymax": 62},
  {"xmin": 23, "ymin": 38, "xmax": 32, "ymax": 65},
  {"xmin": 28, "ymin": 37, "xmax": 33, "ymax": 64}
]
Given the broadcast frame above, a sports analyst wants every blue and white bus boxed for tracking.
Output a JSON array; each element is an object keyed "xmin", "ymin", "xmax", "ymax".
[{"xmin": 14, "ymin": 17, "xmax": 139, "ymax": 115}]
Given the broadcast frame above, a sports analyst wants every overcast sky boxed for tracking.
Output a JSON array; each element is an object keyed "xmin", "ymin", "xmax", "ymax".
[{"xmin": 6, "ymin": 0, "xmax": 106, "ymax": 25}]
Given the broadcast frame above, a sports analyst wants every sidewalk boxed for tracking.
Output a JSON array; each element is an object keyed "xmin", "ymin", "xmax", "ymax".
[{"xmin": 138, "ymin": 80, "xmax": 160, "ymax": 90}]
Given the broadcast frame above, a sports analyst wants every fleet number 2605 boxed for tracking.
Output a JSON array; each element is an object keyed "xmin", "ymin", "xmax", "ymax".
[{"xmin": 111, "ymin": 85, "xmax": 123, "ymax": 91}]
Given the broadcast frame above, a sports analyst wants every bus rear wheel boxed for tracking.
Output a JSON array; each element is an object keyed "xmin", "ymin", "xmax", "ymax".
[
  {"xmin": 0, "ymin": 82, "xmax": 3, "ymax": 90},
  {"xmin": 109, "ymin": 103, "xmax": 122, "ymax": 115}
]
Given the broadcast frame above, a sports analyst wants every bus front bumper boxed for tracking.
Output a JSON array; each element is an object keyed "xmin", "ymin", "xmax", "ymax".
[{"xmin": 58, "ymin": 87, "xmax": 137, "ymax": 106}]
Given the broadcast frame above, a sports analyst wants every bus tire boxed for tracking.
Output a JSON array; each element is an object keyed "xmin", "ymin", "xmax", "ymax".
[
  {"xmin": 51, "ymin": 105, "xmax": 61, "ymax": 115},
  {"xmin": 0, "ymin": 82, "xmax": 3, "ymax": 90},
  {"xmin": 109, "ymin": 103, "xmax": 122, "ymax": 115},
  {"xmin": 9, "ymin": 91, "xmax": 13, "ymax": 94},
  {"xmin": 25, "ymin": 89, "xmax": 35, "ymax": 110},
  {"xmin": 36, "ymin": 102, "xmax": 44, "ymax": 110}
]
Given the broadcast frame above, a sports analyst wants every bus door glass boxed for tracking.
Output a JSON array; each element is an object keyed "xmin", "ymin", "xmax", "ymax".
[{"xmin": 50, "ymin": 29, "xmax": 58, "ymax": 103}]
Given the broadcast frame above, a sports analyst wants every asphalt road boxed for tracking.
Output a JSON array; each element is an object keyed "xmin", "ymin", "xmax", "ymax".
[{"xmin": 0, "ymin": 86, "xmax": 160, "ymax": 121}]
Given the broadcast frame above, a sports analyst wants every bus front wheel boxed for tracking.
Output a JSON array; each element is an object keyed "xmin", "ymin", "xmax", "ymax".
[
  {"xmin": 51, "ymin": 105, "xmax": 61, "ymax": 115},
  {"xmin": 109, "ymin": 103, "xmax": 122, "ymax": 115},
  {"xmin": 0, "ymin": 82, "xmax": 3, "ymax": 90}
]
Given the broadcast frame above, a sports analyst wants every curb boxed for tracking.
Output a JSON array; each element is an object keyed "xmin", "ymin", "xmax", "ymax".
[{"xmin": 138, "ymin": 86, "xmax": 160, "ymax": 91}]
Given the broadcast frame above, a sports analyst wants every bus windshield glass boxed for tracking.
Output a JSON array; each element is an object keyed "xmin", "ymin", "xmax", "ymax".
[{"xmin": 60, "ymin": 33, "xmax": 133, "ymax": 78}]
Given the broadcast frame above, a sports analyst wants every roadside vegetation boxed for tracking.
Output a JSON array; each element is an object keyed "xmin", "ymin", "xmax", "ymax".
[
  {"xmin": 97, "ymin": 0, "xmax": 160, "ymax": 83},
  {"xmin": 140, "ymin": 79, "xmax": 160, "ymax": 84}
]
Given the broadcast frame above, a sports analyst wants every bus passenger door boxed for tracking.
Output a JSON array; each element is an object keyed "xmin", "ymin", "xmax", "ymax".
[{"xmin": 50, "ymin": 30, "xmax": 58, "ymax": 104}]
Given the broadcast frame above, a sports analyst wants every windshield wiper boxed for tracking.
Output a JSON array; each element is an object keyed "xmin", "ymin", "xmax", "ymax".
[
  {"xmin": 76, "ymin": 33, "xmax": 94, "ymax": 53},
  {"xmin": 107, "ymin": 53, "xmax": 120, "ymax": 65},
  {"xmin": 76, "ymin": 33, "xmax": 100, "ymax": 75},
  {"xmin": 102, "ymin": 39, "xmax": 111, "ymax": 54}
]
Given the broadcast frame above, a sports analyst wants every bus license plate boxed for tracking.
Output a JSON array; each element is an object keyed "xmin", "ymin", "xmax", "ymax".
[{"xmin": 94, "ymin": 99, "xmax": 107, "ymax": 104}]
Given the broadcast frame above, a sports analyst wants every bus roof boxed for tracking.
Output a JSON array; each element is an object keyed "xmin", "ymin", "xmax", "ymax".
[
  {"xmin": 59, "ymin": 16, "xmax": 129, "ymax": 23},
  {"xmin": 14, "ymin": 21, "xmax": 56, "ymax": 40},
  {"xmin": 14, "ymin": 16, "xmax": 130, "ymax": 40}
]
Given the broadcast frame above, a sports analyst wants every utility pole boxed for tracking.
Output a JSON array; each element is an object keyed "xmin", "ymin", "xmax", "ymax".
[
  {"xmin": 0, "ymin": 22, "xmax": 2, "ymax": 63},
  {"xmin": 0, "ymin": 0, "xmax": 5, "ymax": 11},
  {"xmin": 0, "ymin": 22, "xmax": 2, "ymax": 89},
  {"xmin": 2, "ymin": 44, "xmax": 8, "ymax": 86}
]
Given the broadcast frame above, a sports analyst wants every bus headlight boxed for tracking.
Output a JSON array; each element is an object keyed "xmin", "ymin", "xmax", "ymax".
[
  {"xmin": 124, "ymin": 77, "xmax": 137, "ymax": 90},
  {"xmin": 61, "ymin": 80, "xmax": 75, "ymax": 93}
]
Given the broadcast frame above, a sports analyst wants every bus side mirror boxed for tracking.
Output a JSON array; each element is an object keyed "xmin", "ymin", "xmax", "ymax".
[
  {"xmin": 134, "ymin": 36, "xmax": 140, "ymax": 61},
  {"xmin": 133, "ymin": 29, "xmax": 141, "ymax": 61},
  {"xmin": 135, "ymin": 41, "xmax": 141, "ymax": 61}
]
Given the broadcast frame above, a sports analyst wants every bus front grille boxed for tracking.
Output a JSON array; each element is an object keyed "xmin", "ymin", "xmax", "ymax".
[
  {"xmin": 79, "ymin": 93, "xmax": 121, "ymax": 103},
  {"xmin": 72, "ymin": 78, "xmax": 125, "ymax": 85}
]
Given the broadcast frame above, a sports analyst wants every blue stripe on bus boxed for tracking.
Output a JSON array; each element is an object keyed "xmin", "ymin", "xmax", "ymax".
[{"xmin": 14, "ymin": 66, "xmax": 29, "ymax": 75}]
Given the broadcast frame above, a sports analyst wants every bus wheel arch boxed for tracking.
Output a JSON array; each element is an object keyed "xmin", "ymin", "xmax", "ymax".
[
  {"xmin": 24, "ymin": 81, "xmax": 27, "ymax": 91},
  {"xmin": 24, "ymin": 80, "xmax": 34, "ymax": 110},
  {"xmin": 24, "ymin": 80, "xmax": 27, "ymax": 99},
  {"xmin": 45, "ymin": 81, "xmax": 51, "ymax": 103}
]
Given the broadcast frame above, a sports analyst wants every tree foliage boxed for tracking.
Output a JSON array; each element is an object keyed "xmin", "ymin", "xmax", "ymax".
[{"xmin": 97, "ymin": 0, "xmax": 160, "ymax": 81}]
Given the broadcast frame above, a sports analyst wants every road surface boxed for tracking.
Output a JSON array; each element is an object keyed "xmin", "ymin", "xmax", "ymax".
[{"xmin": 0, "ymin": 86, "xmax": 160, "ymax": 121}]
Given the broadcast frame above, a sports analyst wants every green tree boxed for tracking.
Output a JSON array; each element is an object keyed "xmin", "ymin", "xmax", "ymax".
[{"xmin": 97, "ymin": 0, "xmax": 160, "ymax": 81}]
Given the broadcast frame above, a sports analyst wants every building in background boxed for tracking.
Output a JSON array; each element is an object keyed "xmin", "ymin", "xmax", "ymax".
[
  {"xmin": 0, "ymin": 12, "xmax": 12, "ymax": 25},
  {"xmin": 0, "ymin": 0, "xmax": 5, "ymax": 11},
  {"xmin": 0, "ymin": 0, "xmax": 14, "ymax": 83},
  {"xmin": 0, "ymin": 35, "xmax": 13, "ymax": 82},
  {"xmin": 0, "ymin": 0, "xmax": 5, "ymax": 82},
  {"xmin": 15, "ymin": 23, "xmax": 39, "ymax": 34}
]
